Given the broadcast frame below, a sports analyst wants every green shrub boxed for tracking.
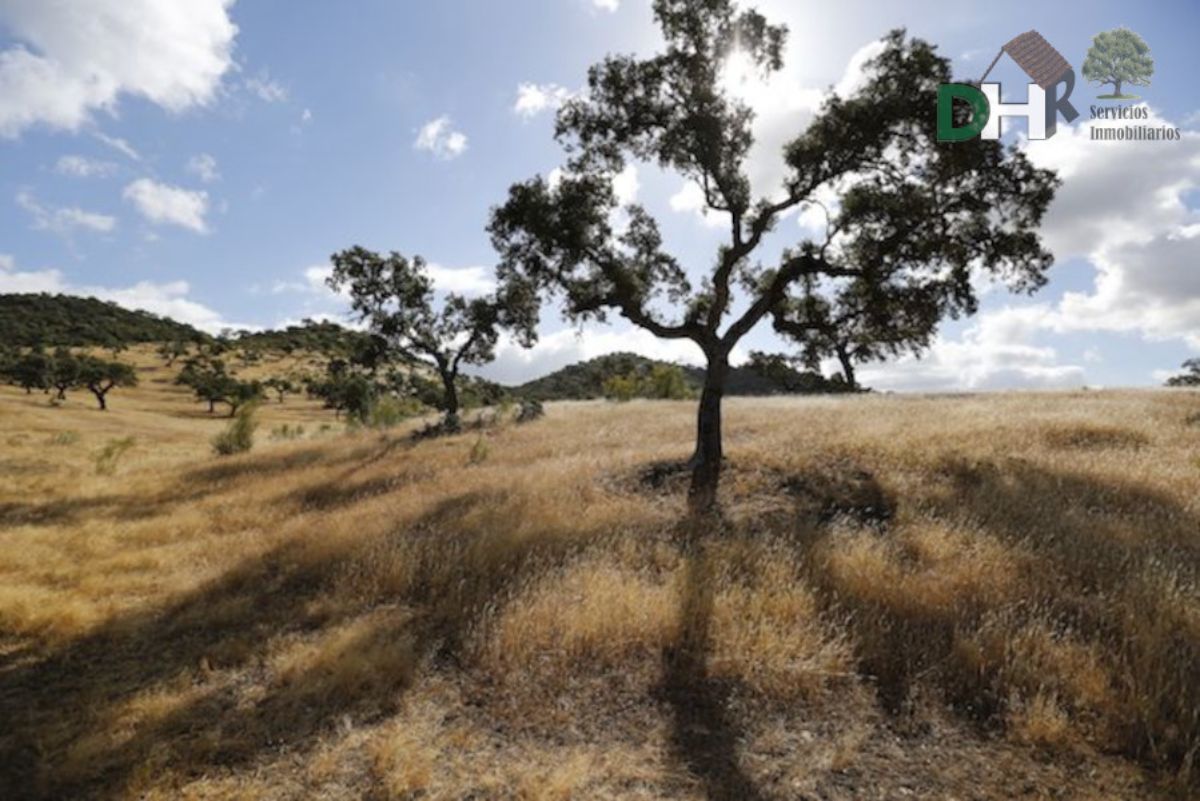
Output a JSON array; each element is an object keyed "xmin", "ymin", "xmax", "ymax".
[
  {"xmin": 94, "ymin": 436, "xmax": 136, "ymax": 475},
  {"xmin": 47, "ymin": 431, "xmax": 80, "ymax": 446},
  {"xmin": 516, "ymin": 399, "xmax": 544, "ymax": 423},
  {"xmin": 269, "ymin": 423, "xmax": 306, "ymax": 441},
  {"xmin": 368, "ymin": 395, "xmax": 425, "ymax": 429},
  {"xmin": 468, "ymin": 432, "xmax": 489, "ymax": 465},
  {"xmin": 602, "ymin": 373, "xmax": 639, "ymax": 402},
  {"xmin": 212, "ymin": 403, "xmax": 259, "ymax": 456}
]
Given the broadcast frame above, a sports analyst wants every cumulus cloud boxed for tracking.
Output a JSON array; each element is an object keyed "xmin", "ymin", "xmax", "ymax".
[
  {"xmin": 186, "ymin": 153, "xmax": 220, "ymax": 182},
  {"xmin": 1024, "ymin": 106, "xmax": 1200, "ymax": 350},
  {"xmin": 592, "ymin": 0, "xmax": 619, "ymax": 11},
  {"xmin": 55, "ymin": 154, "xmax": 117, "ymax": 178},
  {"xmin": 414, "ymin": 116, "xmax": 468, "ymax": 160},
  {"xmin": 123, "ymin": 178, "xmax": 209, "ymax": 233},
  {"xmin": 477, "ymin": 325, "xmax": 708, "ymax": 385},
  {"xmin": 0, "ymin": 255, "xmax": 238, "ymax": 333},
  {"xmin": 513, "ymin": 82, "xmax": 572, "ymax": 118},
  {"xmin": 861, "ymin": 306, "xmax": 1087, "ymax": 392},
  {"xmin": 16, "ymin": 190, "xmax": 116, "ymax": 234},
  {"xmin": 0, "ymin": 0, "xmax": 237, "ymax": 138}
]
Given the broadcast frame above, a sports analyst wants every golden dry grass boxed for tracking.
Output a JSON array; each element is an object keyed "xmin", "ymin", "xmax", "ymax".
[{"xmin": 1, "ymin": 355, "xmax": 1199, "ymax": 799}]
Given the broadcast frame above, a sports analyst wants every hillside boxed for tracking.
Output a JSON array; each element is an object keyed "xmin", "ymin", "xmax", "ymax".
[
  {"xmin": 515, "ymin": 351, "xmax": 840, "ymax": 400},
  {"xmin": 0, "ymin": 293, "xmax": 207, "ymax": 348},
  {"xmin": 1, "ymin": 373, "xmax": 1197, "ymax": 799}
]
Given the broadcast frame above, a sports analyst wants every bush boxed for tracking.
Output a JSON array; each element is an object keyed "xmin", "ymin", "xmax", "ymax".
[
  {"xmin": 47, "ymin": 431, "xmax": 80, "ymax": 446},
  {"xmin": 516, "ymin": 399, "xmax": 544, "ymax": 423},
  {"xmin": 270, "ymin": 423, "xmax": 306, "ymax": 441},
  {"xmin": 94, "ymin": 436, "xmax": 136, "ymax": 476},
  {"xmin": 602, "ymin": 373, "xmax": 639, "ymax": 402},
  {"xmin": 368, "ymin": 395, "xmax": 425, "ymax": 429},
  {"xmin": 212, "ymin": 403, "xmax": 259, "ymax": 456}
]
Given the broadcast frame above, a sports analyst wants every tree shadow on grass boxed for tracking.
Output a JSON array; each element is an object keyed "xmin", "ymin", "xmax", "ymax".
[
  {"xmin": 798, "ymin": 455, "xmax": 1200, "ymax": 776},
  {"xmin": 0, "ymin": 488, "xmax": 576, "ymax": 800},
  {"xmin": 0, "ymin": 437, "xmax": 408, "ymax": 529},
  {"xmin": 655, "ymin": 511, "xmax": 767, "ymax": 801}
]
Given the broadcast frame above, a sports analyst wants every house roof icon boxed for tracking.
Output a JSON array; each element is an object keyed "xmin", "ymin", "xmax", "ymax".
[{"xmin": 979, "ymin": 30, "xmax": 1073, "ymax": 90}]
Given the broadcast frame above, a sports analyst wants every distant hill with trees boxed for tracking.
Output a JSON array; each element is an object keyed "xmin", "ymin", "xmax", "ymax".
[
  {"xmin": 513, "ymin": 352, "xmax": 845, "ymax": 401},
  {"xmin": 0, "ymin": 293, "xmax": 206, "ymax": 347}
]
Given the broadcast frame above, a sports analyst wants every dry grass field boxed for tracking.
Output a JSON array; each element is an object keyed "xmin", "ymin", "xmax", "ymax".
[{"xmin": 1, "ymin": 348, "xmax": 1199, "ymax": 799}]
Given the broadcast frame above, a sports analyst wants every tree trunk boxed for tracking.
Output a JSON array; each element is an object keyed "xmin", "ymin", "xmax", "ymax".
[
  {"xmin": 688, "ymin": 349, "xmax": 728, "ymax": 514},
  {"xmin": 441, "ymin": 369, "xmax": 460, "ymax": 432},
  {"xmin": 835, "ymin": 345, "xmax": 858, "ymax": 391},
  {"xmin": 91, "ymin": 388, "xmax": 107, "ymax": 411},
  {"xmin": 56, "ymin": 386, "xmax": 67, "ymax": 400},
  {"xmin": 1114, "ymin": 79, "xmax": 1123, "ymax": 96}
]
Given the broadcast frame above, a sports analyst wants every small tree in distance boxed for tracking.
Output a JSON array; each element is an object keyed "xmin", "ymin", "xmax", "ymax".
[
  {"xmin": 1166, "ymin": 359, "xmax": 1200, "ymax": 387},
  {"xmin": 1082, "ymin": 27, "xmax": 1153, "ymax": 99},
  {"xmin": 489, "ymin": 1, "xmax": 1058, "ymax": 511},
  {"xmin": 327, "ymin": 246, "xmax": 536, "ymax": 432},
  {"xmin": 771, "ymin": 276, "xmax": 945, "ymax": 391},
  {"xmin": 77, "ymin": 356, "xmax": 138, "ymax": 410}
]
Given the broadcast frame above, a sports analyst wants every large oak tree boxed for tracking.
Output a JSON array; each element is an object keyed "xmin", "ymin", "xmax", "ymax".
[{"xmin": 489, "ymin": 0, "xmax": 1057, "ymax": 511}]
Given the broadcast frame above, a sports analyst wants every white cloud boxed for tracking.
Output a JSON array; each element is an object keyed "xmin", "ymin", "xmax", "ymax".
[
  {"xmin": 0, "ymin": 254, "xmax": 13, "ymax": 271},
  {"xmin": 0, "ymin": 255, "xmax": 239, "ymax": 333},
  {"xmin": 1024, "ymin": 105, "xmax": 1200, "ymax": 350},
  {"xmin": 16, "ymin": 190, "xmax": 116, "ymax": 234},
  {"xmin": 93, "ymin": 132, "xmax": 141, "ymax": 161},
  {"xmin": 301, "ymin": 108, "xmax": 312, "ymax": 123},
  {"xmin": 611, "ymin": 163, "xmax": 640, "ymax": 206},
  {"xmin": 186, "ymin": 153, "xmax": 220, "ymax": 182},
  {"xmin": 591, "ymin": 0, "xmax": 619, "ymax": 11},
  {"xmin": 244, "ymin": 69, "xmax": 287, "ymax": 103},
  {"xmin": 122, "ymin": 178, "xmax": 209, "ymax": 233},
  {"xmin": 280, "ymin": 262, "xmax": 493, "ymax": 298},
  {"xmin": 478, "ymin": 325, "xmax": 707, "ymax": 385},
  {"xmin": 0, "ymin": 0, "xmax": 237, "ymax": 138},
  {"xmin": 669, "ymin": 181, "xmax": 727, "ymax": 228},
  {"xmin": 414, "ymin": 116, "xmax": 468, "ymax": 160},
  {"xmin": 513, "ymin": 82, "xmax": 572, "ymax": 118},
  {"xmin": 55, "ymin": 154, "xmax": 117, "ymax": 178},
  {"xmin": 861, "ymin": 306, "xmax": 1087, "ymax": 392}
]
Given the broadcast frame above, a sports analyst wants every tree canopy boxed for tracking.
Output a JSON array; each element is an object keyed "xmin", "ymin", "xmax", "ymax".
[
  {"xmin": 327, "ymin": 246, "xmax": 536, "ymax": 431},
  {"xmin": 489, "ymin": 0, "xmax": 1057, "ymax": 510},
  {"xmin": 1166, "ymin": 358, "xmax": 1200, "ymax": 387}
]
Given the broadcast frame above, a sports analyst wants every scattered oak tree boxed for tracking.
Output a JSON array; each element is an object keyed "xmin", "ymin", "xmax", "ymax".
[
  {"xmin": 327, "ymin": 246, "xmax": 536, "ymax": 432},
  {"xmin": 1082, "ymin": 27, "xmax": 1153, "ymax": 98},
  {"xmin": 1166, "ymin": 358, "xmax": 1200, "ymax": 387},
  {"xmin": 771, "ymin": 275, "xmax": 946, "ymax": 391},
  {"xmin": 3, "ymin": 347, "xmax": 51, "ymax": 394},
  {"xmin": 49, "ymin": 347, "xmax": 81, "ymax": 400},
  {"xmin": 488, "ymin": 2, "xmax": 1057, "ymax": 511},
  {"xmin": 263, "ymin": 376, "xmax": 298, "ymax": 403},
  {"xmin": 77, "ymin": 356, "xmax": 138, "ymax": 410}
]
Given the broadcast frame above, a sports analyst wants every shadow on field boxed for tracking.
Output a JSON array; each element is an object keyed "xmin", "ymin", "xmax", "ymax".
[
  {"xmin": 0, "ymin": 437, "xmax": 408, "ymax": 529},
  {"xmin": 0, "ymin": 487, "xmax": 576, "ymax": 800},
  {"xmin": 800, "ymin": 455, "xmax": 1200, "ymax": 777},
  {"xmin": 655, "ymin": 512, "xmax": 767, "ymax": 801}
]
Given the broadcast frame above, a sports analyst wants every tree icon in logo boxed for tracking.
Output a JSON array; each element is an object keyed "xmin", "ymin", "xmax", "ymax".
[{"xmin": 1082, "ymin": 27, "xmax": 1153, "ymax": 99}]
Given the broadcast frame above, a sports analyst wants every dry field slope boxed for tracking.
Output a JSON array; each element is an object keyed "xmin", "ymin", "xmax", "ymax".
[{"xmin": 1, "ymin": 352, "xmax": 1199, "ymax": 800}]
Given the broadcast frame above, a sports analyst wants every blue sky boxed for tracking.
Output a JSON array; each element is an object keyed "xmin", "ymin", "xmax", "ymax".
[{"xmin": 2, "ymin": 0, "xmax": 1198, "ymax": 388}]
